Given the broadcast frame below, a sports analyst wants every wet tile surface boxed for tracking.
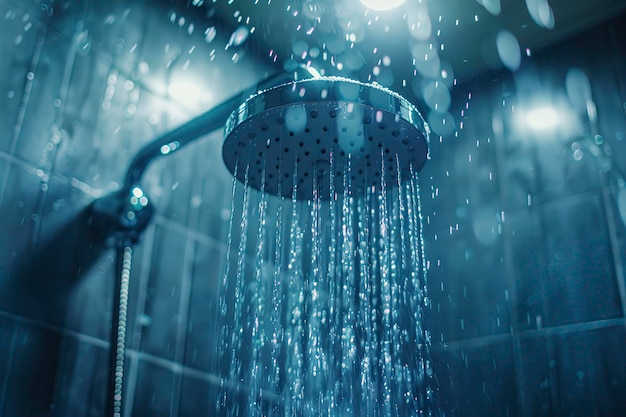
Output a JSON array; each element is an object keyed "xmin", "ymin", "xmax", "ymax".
[
  {"xmin": 183, "ymin": 239, "xmax": 223, "ymax": 373},
  {"xmin": 137, "ymin": 223, "xmax": 188, "ymax": 361},
  {"xmin": 50, "ymin": 337, "xmax": 108, "ymax": 417},
  {"xmin": 1, "ymin": 323, "xmax": 62, "ymax": 417},
  {"xmin": 131, "ymin": 359, "xmax": 176, "ymax": 417},
  {"xmin": 518, "ymin": 326, "xmax": 626, "ymax": 417},
  {"xmin": 432, "ymin": 340, "xmax": 519, "ymax": 417},
  {"xmin": 510, "ymin": 193, "xmax": 622, "ymax": 330},
  {"xmin": 0, "ymin": 316, "xmax": 17, "ymax": 407}
]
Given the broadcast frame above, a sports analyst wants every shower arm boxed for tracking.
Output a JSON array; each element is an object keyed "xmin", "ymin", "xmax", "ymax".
[
  {"xmin": 89, "ymin": 66, "xmax": 317, "ymax": 245},
  {"xmin": 124, "ymin": 66, "xmax": 318, "ymax": 194}
]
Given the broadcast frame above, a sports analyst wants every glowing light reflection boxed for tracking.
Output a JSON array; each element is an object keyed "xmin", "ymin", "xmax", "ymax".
[
  {"xmin": 359, "ymin": 0, "xmax": 406, "ymax": 11},
  {"xmin": 525, "ymin": 106, "xmax": 560, "ymax": 130}
]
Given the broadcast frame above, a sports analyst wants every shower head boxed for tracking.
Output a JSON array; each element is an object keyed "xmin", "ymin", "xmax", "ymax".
[{"xmin": 222, "ymin": 76, "xmax": 429, "ymax": 200}]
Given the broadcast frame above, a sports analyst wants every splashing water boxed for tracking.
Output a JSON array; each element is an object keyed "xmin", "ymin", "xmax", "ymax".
[{"xmin": 217, "ymin": 150, "xmax": 436, "ymax": 416}]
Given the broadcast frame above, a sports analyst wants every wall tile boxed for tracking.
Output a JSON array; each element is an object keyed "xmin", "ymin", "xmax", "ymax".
[
  {"xmin": 193, "ymin": 132, "xmax": 239, "ymax": 242},
  {"xmin": 0, "ymin": 316, "xmax": 17, "ymax": 408},
  {"xmin": 179, "ymin": 375, "xmax": 250, "ymax": 417},
  {"xmin": 519, "ymin": 326, "xmax": 626, "ymax": 417},
  {"xmin": 13, "ymin": 29, "xmax": 72, "ymax": 169},
  {"xmin": 1, "ymin": 323, "xmax": 62, "ymax": 417},
  {"xmin": 516, "ymin": 336, "xmax": 551, "ymax": 417},
  {"xmin": 0, "ymin": 161, "xmax": 45, "ymax": 318},
  {"xmin": 510, "ymin": 193, "xmax": 622, "ymax": 330},
  {"xmin": 184, "ymin": 239, "xmax": 224, "ymax": 373},
  {"xmin": 50, "ymin": 337, "xmax": 108, "ymax": 417},
  {"xmin": 31, "ymin": 173, "xmax": 113, "ymax": 337},
  {"xmin": 131, "ymin": 359, "xmax": 176, "ymax": 417},
  {"xmin": 51, "ymin": 47, "xmax": 114, "ymax": 181},
  {"xmin": 550, "ymin": 326, "xmax": 626, "ymax": 416},
  {"xmin": 432, "ymin": 340, "xmax": 519, "ymax": 417},
  {"xmin": 178, "ymin": 375, "xmax": 219, "ymax": 417},
  {"xmin": 59, "ymin": 69, "xmax": 188, "ymax": 191},
  {"xmin": 137, "ymin": 223, "xmax": 188, "ymax": 360},
  {"xmin": 81, "ymin": 0, "xmax": 148, "ymax": 75},
  {"xmin": 424, "ymin": 179, "xmax": 512, "ymax": 342},
  {"xmin": 426, "ymin": 227, "xmax": 512, "ymax": 342},
  {"xmin": 143, "ymin": 143, "xmax": 197, "ymax": 227},
  {"xmin": 0, "ymin": 1, "xmax": 46, "ymax": 155}
]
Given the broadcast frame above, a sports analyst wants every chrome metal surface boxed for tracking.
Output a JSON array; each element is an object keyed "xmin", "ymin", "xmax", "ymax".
[{"xmin": 223, "ymin": 76, "xmax": 429, "ymax": 200}]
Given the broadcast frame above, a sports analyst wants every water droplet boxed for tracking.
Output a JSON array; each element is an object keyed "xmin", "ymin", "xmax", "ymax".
[
  {"xmin": 407, "ymin": 6, "xmax": 431, "ymax": 41},
  {"xmin": 411, "ymin": 42, "xmax": 441, "ymax": 78},
  {"xmin": 427, "ymin": 111, "xmax": 455, "ymax": 136},
  {"xmin": 292, "ymin": 39, "xmax": 309, "ymax": 58},
  {"xmin": 565, "ymin": 68, "xmax": 592, "ymax": 114},
  {"xmin": 475, "ymin": 0, "xmax": 501, "ymax": 16},
  {"xmin": 227, "ymin": 26, "xmax": 250, "ymax": 49},
  {"xmin": 422, "ymin": 81, "xmax": 451, "ymax": 113},
  {"xmin": 204, "ymin": 26, "xmax": 217, "ymax": 43},
  {"xmin": 284, "ymin": 105, "xmax": 307, "ymax": 133},
  {"xmin": 496, "ymin": 30, "xmax": 521, "ymax": 71},
  {"xmin": 525, "ymin": 0, "xmax": 555, "ymax": 29},
  {"xmin": 618, "ymin": 187, "xmax": 626, "ymax": 227}
]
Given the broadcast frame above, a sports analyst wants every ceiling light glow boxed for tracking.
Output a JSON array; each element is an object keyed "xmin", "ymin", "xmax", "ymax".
[
  {"xmin": 525, "ymin": 106, "xmax": 560, "ymax": 131},
  {"xmin": 360, "ymin": 0, "xmax": 406, "ymax": 12},
  {"xmin": 167, "ymin": 80, "xmax": 201, "ymax": 105}
]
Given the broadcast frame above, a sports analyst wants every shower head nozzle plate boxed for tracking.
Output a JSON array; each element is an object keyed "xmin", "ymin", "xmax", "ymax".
[{"xmin": 223, "ymin": 76, "xmax": 429, "ymax": 200}]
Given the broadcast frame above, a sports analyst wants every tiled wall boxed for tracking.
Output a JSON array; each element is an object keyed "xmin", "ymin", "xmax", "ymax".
[
  {"xmin": 0, "ymin": 0, "xmax": 625, "ymax": 416},
  {"xmin": 0, "ymin": 0, "xmax": 271, "ymax": 415},
  {"xmin": 422, "ymin": 12, "xmax": 626, "ymax": 416}
]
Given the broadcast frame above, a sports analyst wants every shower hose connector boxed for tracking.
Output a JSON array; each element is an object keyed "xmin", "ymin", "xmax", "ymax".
[{"xmin": 88, "ymin": 186, "xmax": 154, "ymax": 247}]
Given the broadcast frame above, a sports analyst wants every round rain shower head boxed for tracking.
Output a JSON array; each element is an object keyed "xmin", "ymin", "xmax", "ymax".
[{"xmin": 223, "ymin": 76, "xmax": 429, "ymax": 200}]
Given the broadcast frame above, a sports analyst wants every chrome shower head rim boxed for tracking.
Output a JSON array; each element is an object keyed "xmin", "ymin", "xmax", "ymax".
[{"xmin": 223, "ymin": 75, "xmax": 430, "ymax": 200}]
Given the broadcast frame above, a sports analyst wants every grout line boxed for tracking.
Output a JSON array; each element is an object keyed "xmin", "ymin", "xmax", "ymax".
[
  {"xmin": 169, "ymin": 219, "xmax": 196, "ymax": 415},
  {"xmin": 599, "ymin": 172, "xmax": 626, "ymax": 330},
  {"xmin": 2, "ymin": 307, "xmax": 624, "ymax": 386},
  {"xmin": 121, "ymin": 222, "xmax": 156, "ymax": 417},
  {"xmin": 0, "ymin": 310, "xmax": 108, "ymax": 348},
  {"xmin": 125, "ymin": 350, "xmax": 281, "ymax": 404},
  {"xmin": 0, "ymin": 29, "xmax": 47, "ymax": 208},
  {"xmin": 122, "ymin": 351, "xmax": 139, "ymax": 417},
  {"xmin": 438, "ymin": 317, "xmax": 626, "ymax": 351},
  {"xmin": 0, "ymin": 321, "xmax": 18, "ymax": 417},
  {"xmin": 168, "ymin": 151, "xmax": 208, "ymax": 416},
  {"xmin": 153, "ymin": 214, "xmax": 228, "ymax": 254},
  {"xmin": 129, "ymin": 224, "xmax": 155, "ymax": 351},
  {"xmin": 503, "ymin": 187, "xmax": 608, "ymax": 217},
  {"xmin": 491, "ymin": 101, "xmax": 529, "ymax": 417},
  {"xmin": 0, "ymin": 149, "xmax": 230, "ymax": 251}
]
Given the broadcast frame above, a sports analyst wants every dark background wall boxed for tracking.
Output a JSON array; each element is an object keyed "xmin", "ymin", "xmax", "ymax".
[{"xmin": 0, "ymin": 0, "xmax": 625, "ymax": 416}]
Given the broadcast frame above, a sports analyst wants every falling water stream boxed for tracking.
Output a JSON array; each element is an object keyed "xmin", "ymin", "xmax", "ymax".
[{"xmin": 217, "ymin": 151, "xmax": 435, "ymax": 416}]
